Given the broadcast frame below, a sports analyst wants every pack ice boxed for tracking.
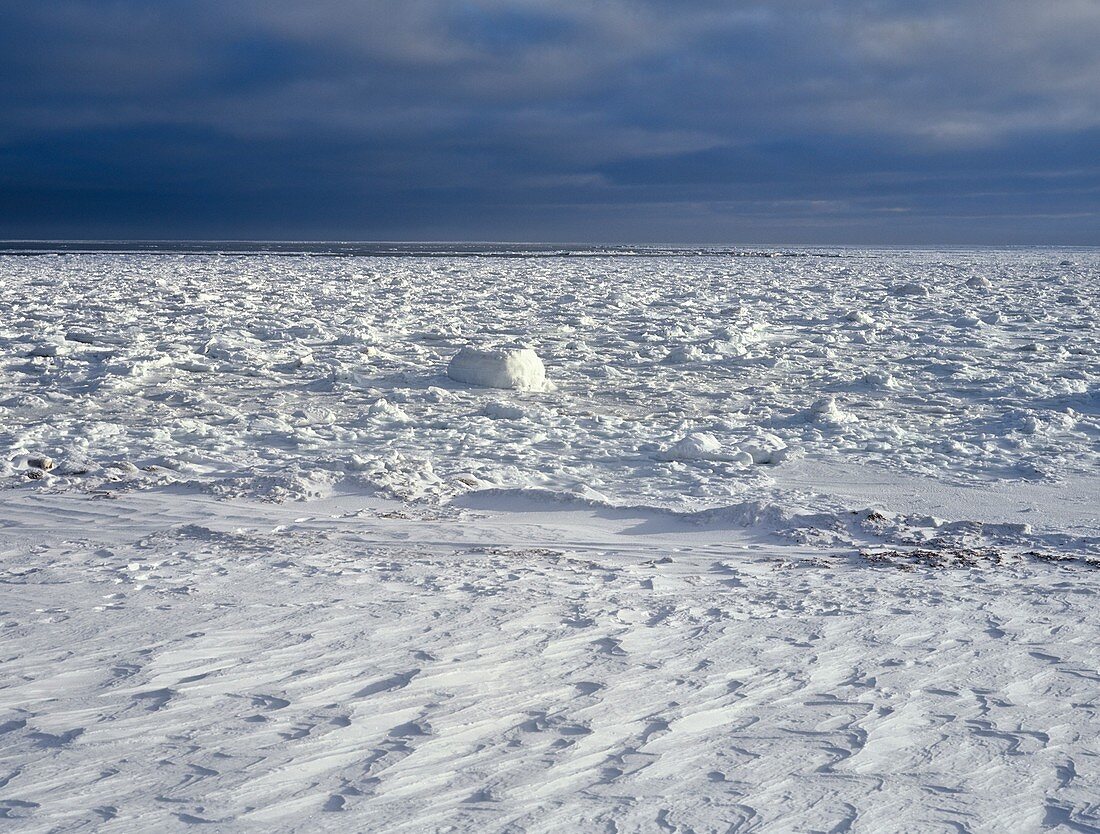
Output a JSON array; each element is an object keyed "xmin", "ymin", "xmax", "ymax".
[{"xmin": 1, "ymin": 247, "xmax": 1098, "ymax": 833}]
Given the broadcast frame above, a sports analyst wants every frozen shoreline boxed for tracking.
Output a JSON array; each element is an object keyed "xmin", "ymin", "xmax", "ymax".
[
  {"xmin": 1, "ymin": 250, "xmax": 1098, "ymax": 830},
  {"xmin": 1, "ymin": 487, "xmax": 1099, "ymax": 832}
]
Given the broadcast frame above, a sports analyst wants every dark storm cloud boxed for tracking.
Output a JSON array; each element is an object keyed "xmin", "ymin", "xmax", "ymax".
[{"xmin": 2, "ymin": 1, "xmax": 1098, "ymax": 242}]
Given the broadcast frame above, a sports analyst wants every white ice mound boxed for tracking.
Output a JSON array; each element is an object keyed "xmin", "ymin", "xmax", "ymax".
[
  {"xmin": 658, "ymin": 432, "xmax": 726, "ymax": 461},
  {"xmin": 734, "ymin": 431, "xmax": 790, "ymax": 465},
  {"xmin": 483, "ymin": 400, "xmax": 528, "ymax": 420},
  {"xmin": 27, "ymin": 340, "xmax": 69, "ymax": 358},
  {"xmin": 447, "ymin": 346, "xmax": 549, "ymax": 391},
  {"xmin": 659, "ymin": 429, "xmax": 790, "ymax": 465},
  {"xmin": 368, "ymin": 398, "xmax": 411, "ymax": 422},
  {"xmin": 891, "ymin": 281, "xmax": 930, "ymax": 297},
  {"xmin": 809, "ymin": 396, "xmax": 858, "ymax": 425},
  {"xmin": 662, "ymin": 345, "xmax": 705, "ymax": 364}
]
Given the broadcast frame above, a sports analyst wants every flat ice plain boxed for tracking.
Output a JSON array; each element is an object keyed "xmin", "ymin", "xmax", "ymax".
[{"xmin": 0, "ymin": 245, "xmax": 1098, "ymax": 832}]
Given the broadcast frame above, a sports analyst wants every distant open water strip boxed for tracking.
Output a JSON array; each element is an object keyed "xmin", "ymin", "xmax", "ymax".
[{"xmin": 0, "ymin": 240, "xmax": 848, "ymax": 258}]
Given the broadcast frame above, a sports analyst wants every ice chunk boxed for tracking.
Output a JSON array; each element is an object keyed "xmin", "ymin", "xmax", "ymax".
[
  {"xmin": 810, "ymin": 396, "xmax": 858, "ymax": 425},
  {"xmin": 863, "ymin": 370, "xmax": 898, "ymax": 389},
  {"xmin": 662, "ymin": 345, "xmax": 705, "ymax": 364},
  {"xmin": 27, "ymin": 340, "xmax": 68, "ymax": 358},
  {"xmin": 424, "ymin": 386, "xmax": 454, "ymax": 403},
  {"xmin": 447, "ymin": 346, "xmax": 549, "ymax": 391},
  {"xmin": 65, "ymin": 329, "xmax": 98, "ymax": 345},
  {"xmin": 658, "ymin": 432, "xmax": 725, "ymax": 461},
  {"xmin": 892, "ymin": 281, "xmax": 929, "ymax": 297},
  {"xmin": 368, "ymin": 398, "xmax": 411, "ymax": 422},
  {"xmin": 483, "ymin": 401, "xmax": 528, "ymax": 420},
  {"xmin": 734, "ymin": 431, "xmax": 789, "ymax": 465}
]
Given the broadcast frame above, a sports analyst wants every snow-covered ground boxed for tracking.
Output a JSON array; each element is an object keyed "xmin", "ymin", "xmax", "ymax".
[{"xmin": 1, "ymin": 248, "xmax": 1098, "ymax": 831}]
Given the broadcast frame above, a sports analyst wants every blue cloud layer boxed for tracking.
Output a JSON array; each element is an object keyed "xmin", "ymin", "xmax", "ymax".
[{"xmin": 2, "ymin": 1, "xmax": 1098, "ymax": 242}]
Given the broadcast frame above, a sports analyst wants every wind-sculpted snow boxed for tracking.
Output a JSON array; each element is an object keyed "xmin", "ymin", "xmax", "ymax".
[
  {"xmin": 1, "ymin": 249, "xmax": 1097, "ymax": 549},
  {"xmin": 1, "ymin": 491, "xmax": 1099, "ymax": 833}
]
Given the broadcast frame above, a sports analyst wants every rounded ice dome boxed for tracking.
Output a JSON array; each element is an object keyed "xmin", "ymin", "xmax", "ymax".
[
  {"xmin": 447, "ymin": 345, "xmax": 550, "ymax": 391},
  {"xmin": 658, "ymin": 432, "xmax": 725, "ymax": 462}
]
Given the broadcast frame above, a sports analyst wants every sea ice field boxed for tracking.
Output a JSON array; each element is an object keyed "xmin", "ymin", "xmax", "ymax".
[{"xmin": 0, "ymin": 247, "xmax": 1098, "ymax": 832}]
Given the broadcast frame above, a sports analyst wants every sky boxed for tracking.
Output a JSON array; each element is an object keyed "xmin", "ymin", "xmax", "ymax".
[{"xmin": 2, "ymin": 1, "xmax": 1099, "ymax": 244}]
